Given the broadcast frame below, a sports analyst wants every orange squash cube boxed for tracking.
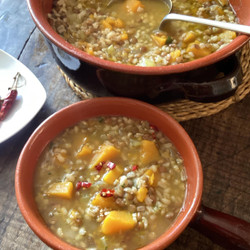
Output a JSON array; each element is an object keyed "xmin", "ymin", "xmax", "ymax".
[
  {"xmin": 140, "ymin": 140, "xmax": 160, "ymax": 165},
  {"xmin": 89, "ymin": 144, "xmax": 120, "ymax": 169},
  {"xmin": 46, "ymin": 182, "xmax": 73, "ymax": 199},
  {"xmin": 91, "ymin": 194, "xmax": 117, "ymax": 209},
  {"xmin": 101, "ymin": 211, "xmax": 136, "ymax": 234}
]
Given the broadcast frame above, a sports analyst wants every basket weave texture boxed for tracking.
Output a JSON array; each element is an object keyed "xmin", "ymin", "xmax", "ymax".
[{"xmin": 61, "ymin": 42, "xmax": 250, "ymax": 122}]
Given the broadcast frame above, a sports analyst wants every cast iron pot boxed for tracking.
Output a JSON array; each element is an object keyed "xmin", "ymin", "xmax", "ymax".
[
  {"xmin": 15, "ymin": 98, "xmax": 250, "ymax": 250},
  {"xmin": 27, "ymin": 0, "xmax": 250, "ymax": 101}
]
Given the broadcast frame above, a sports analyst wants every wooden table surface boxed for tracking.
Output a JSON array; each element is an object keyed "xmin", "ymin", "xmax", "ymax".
[{"xmin": 0, "ymin": 1, "xmax": 250, "ymax": 249}]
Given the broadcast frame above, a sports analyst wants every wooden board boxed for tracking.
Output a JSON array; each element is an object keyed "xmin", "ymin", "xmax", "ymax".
[{"xmin": 0, "ymin": 1, "xmax": 249, "ymax": 249}]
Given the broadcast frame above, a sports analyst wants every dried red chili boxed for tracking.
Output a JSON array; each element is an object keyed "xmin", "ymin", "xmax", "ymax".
[
  {"xmin": 150, "ymin": 124, "xmax": 159, "ymax": 139},
  {"xmin": 107, "ymin": 161, "xmax": 116, "ymax": 170},
  {"xmin": 100, "ymin": 188, "xmax": 115, "ymax": 197},
  {"xmin": 0, "ymin": 72, "xmax": 20, "ymax": 121},
  {"xmin": 95, "ymin": 161, "xmax": 105, "ymax": 171},
  {"xmin": 150, "ymin": 124, "xmax": 159, "ymax": 131},
  {"xmin": 76, "ymin": 181, "xmax": 92, "ymax": 190},
  {"xmin": 132, "ymin": 165, "xmax": 138, "ymax": 171}
]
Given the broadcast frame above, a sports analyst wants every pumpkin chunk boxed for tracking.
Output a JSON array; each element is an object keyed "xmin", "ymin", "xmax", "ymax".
[
  {"xmin": 183, "ymin": 31, "xmax": 196, "ymax": 43},
  {"xmin": 91, "ymin": 194, "xmax": 117, "ymax": 209},
  {"xmin": 169, "ymin": 49, "xmax": 181, "ymax": 63},
  {"xmin": 145, "ymin": 169, "xmax": 158, "ymax": 187},
  {"xmin": 136, "ymin": 186, "xmax": 148, "ymax": 202},
  {"xmin": 46, "ymin": 182, "xmax": 73, "ymax": 199},
  {"xmin": 140, "ymin": 140, "xmax": 160, "ymax": 165},
  {"xmin": 151, "ymin": 33, "xmax": 167, "ymax": 47},
  {"xmin": 125, "ymin": 0, "xmax": 144, "ymax": 13},
  {"xmin": 102, "ymin": 17, "xmax": 125, "ymax": 30},
  {"xmin": 101, "ymin": 211, "xmax": 136, "ymax": 235},
  {"xmin": 103, "ymin": 165, "xmax": 123, "ymax": 184},
  {"xmin": 76, "ymin": 145, "xmax": 92, "ymax": 158},
  {"xmin": 89, "ymin": 144, "xmax": 120, "ymax": 169},
  {"xmin": 187, "ymin": 42, "xmax": 211, "ymax": 58}
]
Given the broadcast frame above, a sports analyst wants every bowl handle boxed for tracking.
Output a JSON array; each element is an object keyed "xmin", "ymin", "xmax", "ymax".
[{"xmin": 190, "ymin": 204, "xmax": 250, "ymax": 249}]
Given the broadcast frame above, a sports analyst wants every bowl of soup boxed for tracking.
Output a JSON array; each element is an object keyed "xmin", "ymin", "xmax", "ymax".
[
  {"xmin": 27, "ymin": 0, "xmax": 249, "ymax": 100},
  {"xmin": 15, "ymin": 97, "xmax": 202, "ymax": 249},
  {"xmin": 15, "ymin": 98, "xmax": 250, "ymax": 249}
]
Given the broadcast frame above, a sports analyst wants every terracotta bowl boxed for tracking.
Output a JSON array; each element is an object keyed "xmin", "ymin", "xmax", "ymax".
[
  {"xmin": 15, "ymin": 98, "xmax": 250, "ymax": 249},
  {"xmin": 26, "ymin": 0, "xmax": 250, "ymax": 100}
]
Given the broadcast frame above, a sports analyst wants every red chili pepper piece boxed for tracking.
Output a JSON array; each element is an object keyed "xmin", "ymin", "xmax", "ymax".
[
  {"xmin": 107, "ymin": 161, "xmax": 116, "ymax": 170},
  {"xmin": 150, "ymin": 124, "xmax": 159, "ymax": 139},
  {"xmin": 76, "ymin": 181, "xmax": 92, "ymax": 190},
  {"xmin": 95, "ymin": 161, "xmax": 105, "ymax": 171},
  {"xmin": 132, "ymin": 165, "xmax": 138, "ymax": 171},
  {"xmin": 76, "ymin": 182, "xmax": 82, "ymax": 190},
  {"xmin": 100, "ymin": 188, "xmax": 115, "ymax": 197},
  {"xmin": 0, "ymin": 72, "xmax": 20, "ymax": 121},
  {"xmin": 150, "ymin": 124, "xmax": 159, "ymax": 131}
]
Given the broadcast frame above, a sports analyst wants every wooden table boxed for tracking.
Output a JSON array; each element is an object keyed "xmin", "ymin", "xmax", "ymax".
[{"xmin": 0, "ymin": 1, "xmax": 249, "ymax": 249}]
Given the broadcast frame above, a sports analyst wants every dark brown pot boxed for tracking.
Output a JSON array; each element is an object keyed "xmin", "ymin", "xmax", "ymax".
[{"xmin": 27, "ymin": 0, "xmax": 250, "ymax": 101}]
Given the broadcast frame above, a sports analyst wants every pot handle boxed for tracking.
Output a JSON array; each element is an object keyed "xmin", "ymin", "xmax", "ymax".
[{"xmin": 190, "ymin": 204, "xmax": 250, "ymax": 250}]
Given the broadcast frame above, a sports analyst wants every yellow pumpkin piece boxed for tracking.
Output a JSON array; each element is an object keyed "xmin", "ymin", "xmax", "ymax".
[
  {"xmin": 101, "ymin": 211, "xmax": 136, "ymax": 235},
  {"xmin": 145, "ymin": 169, "xmax": 153, "ymax": 176},
  {"xmin": 125, "ymin": 0, "xmax": 144, "ymax": 13},
  {"xmin": 103, "ymin": 165, "xmax": 123, "ymax": 184},
  {"xmin": 47, "ymin": 182, "xmax": 73, "ymax": 199},
  {"xmin": 102, "ymin": 19, "xmax": 113, "ymax": 30},
  {"xmin": 151, "ymin": 33, "xmax": 167, "ymax": 47},
  {"xmin": 145, "ymin": 169, "xmax": 154, "ymax": 186},
  {"xmin": 183, "ymin": 31, "xmax": 196, "ymax": 43},
  {"xmin": 216, "ymin": 6, "xmax": 224, "ymax": 15},
  {"xmin": 102, "ymin": 17, "xmax": 124, "ymax": 30},
  {"xmin": 86, "ymin": 47, "xmax": 94, "ymax": 56},
  {"xmin": 89, "ymin": 144, "xmax": 120, "ymax": 169},
  {"xmin": 136, "ymin": 186, "xmax": 148, "ymax": 202},
  {"xmin": 114, "ymin": 18, "xmax": 125, "ymax": 28},
  {"xmin": 76, "ymin": 145, "xmax": 92, "ymax": 158},
  {"xmin": 186, "ymin": 42, "xmax": 211, "ymax": 58},
  {"xmin": 121, "ymin": 32, "xmax": 128, "ymax": 41},
  {"xmin": 140, "ymin": 140, "xmax": 160, "ymax": 165},
  {"xmin": 169, "ymin": 49, "xmax": 181, "ymax": 63},
  {"xmin": 91, "ymin": 194, "xmax": 117, "ymax": 209},
  {"xmin": 219, "ymin": 30, "xmax": 236, "ymax": 40},
  {"xmin": 145, "ymin": 169, "xmax": 159, "ymax": 187},
  {"xmin": 149, "ymin": 173, "xmax": 155, "ymax": 186}
]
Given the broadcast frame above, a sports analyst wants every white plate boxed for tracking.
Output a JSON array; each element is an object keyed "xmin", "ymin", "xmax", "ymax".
[{"xmin": 0, "ymin": 49, "xmax": 46, "ymax": 143}]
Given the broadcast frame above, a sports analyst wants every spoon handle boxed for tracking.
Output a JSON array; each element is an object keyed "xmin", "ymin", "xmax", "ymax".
[{"xmin": 161, "ymin": 13, "xmax": 250, "ymax": 35}]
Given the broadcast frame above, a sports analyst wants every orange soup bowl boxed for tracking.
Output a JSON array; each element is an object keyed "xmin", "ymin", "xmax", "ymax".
[
  {"xmin": 26, "ymin": 0, "xmax": 250, "ymax": 100},
  {"xmin": 15, "ymin": 98, "xmax": 250, "ymax": 250}
]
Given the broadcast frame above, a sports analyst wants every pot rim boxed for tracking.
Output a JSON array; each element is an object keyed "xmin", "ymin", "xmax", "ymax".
[
  {"xmin": 27, "ymin": 0, "xmax": 250, "ymax": 75},
  {"xmin": 15, "ymin": 97, "xmax": 203, "ymax": 250}
]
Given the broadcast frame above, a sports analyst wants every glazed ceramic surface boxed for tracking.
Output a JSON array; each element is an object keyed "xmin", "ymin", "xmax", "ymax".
[
  {"xmin": 15, "ymin": 98, "xmax": 203, "ymax": 250},
  {"xmin": 26, "ymin": 0, "xmax": 249, "ymax": 99},
  {"xmin": 0, "ymin": 49, "xmax": 46, "ymax": 143}
]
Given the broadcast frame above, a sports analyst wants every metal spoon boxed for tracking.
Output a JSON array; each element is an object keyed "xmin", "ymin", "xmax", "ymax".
[{"xmin": 160, "ymin": 0, "xmax": 250, "ymax": 35}]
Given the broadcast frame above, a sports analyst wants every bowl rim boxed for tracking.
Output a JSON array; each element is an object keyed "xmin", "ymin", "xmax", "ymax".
[
  {"xmin": 26, "ymin": 0, "xmax": 249, "ymax": 75},
  {"xmin": 15, "ymin": 97, "xmax": 203, "ymax": 250}
]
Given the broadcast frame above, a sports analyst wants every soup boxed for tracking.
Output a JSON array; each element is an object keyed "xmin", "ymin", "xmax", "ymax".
[
  {"xmin": 48, "ymin": 0, "xmax": 237, "ymax": 66},
  {"xmin": 34, "ymin": 116, "xmax": 186, "ymax": 249}
]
